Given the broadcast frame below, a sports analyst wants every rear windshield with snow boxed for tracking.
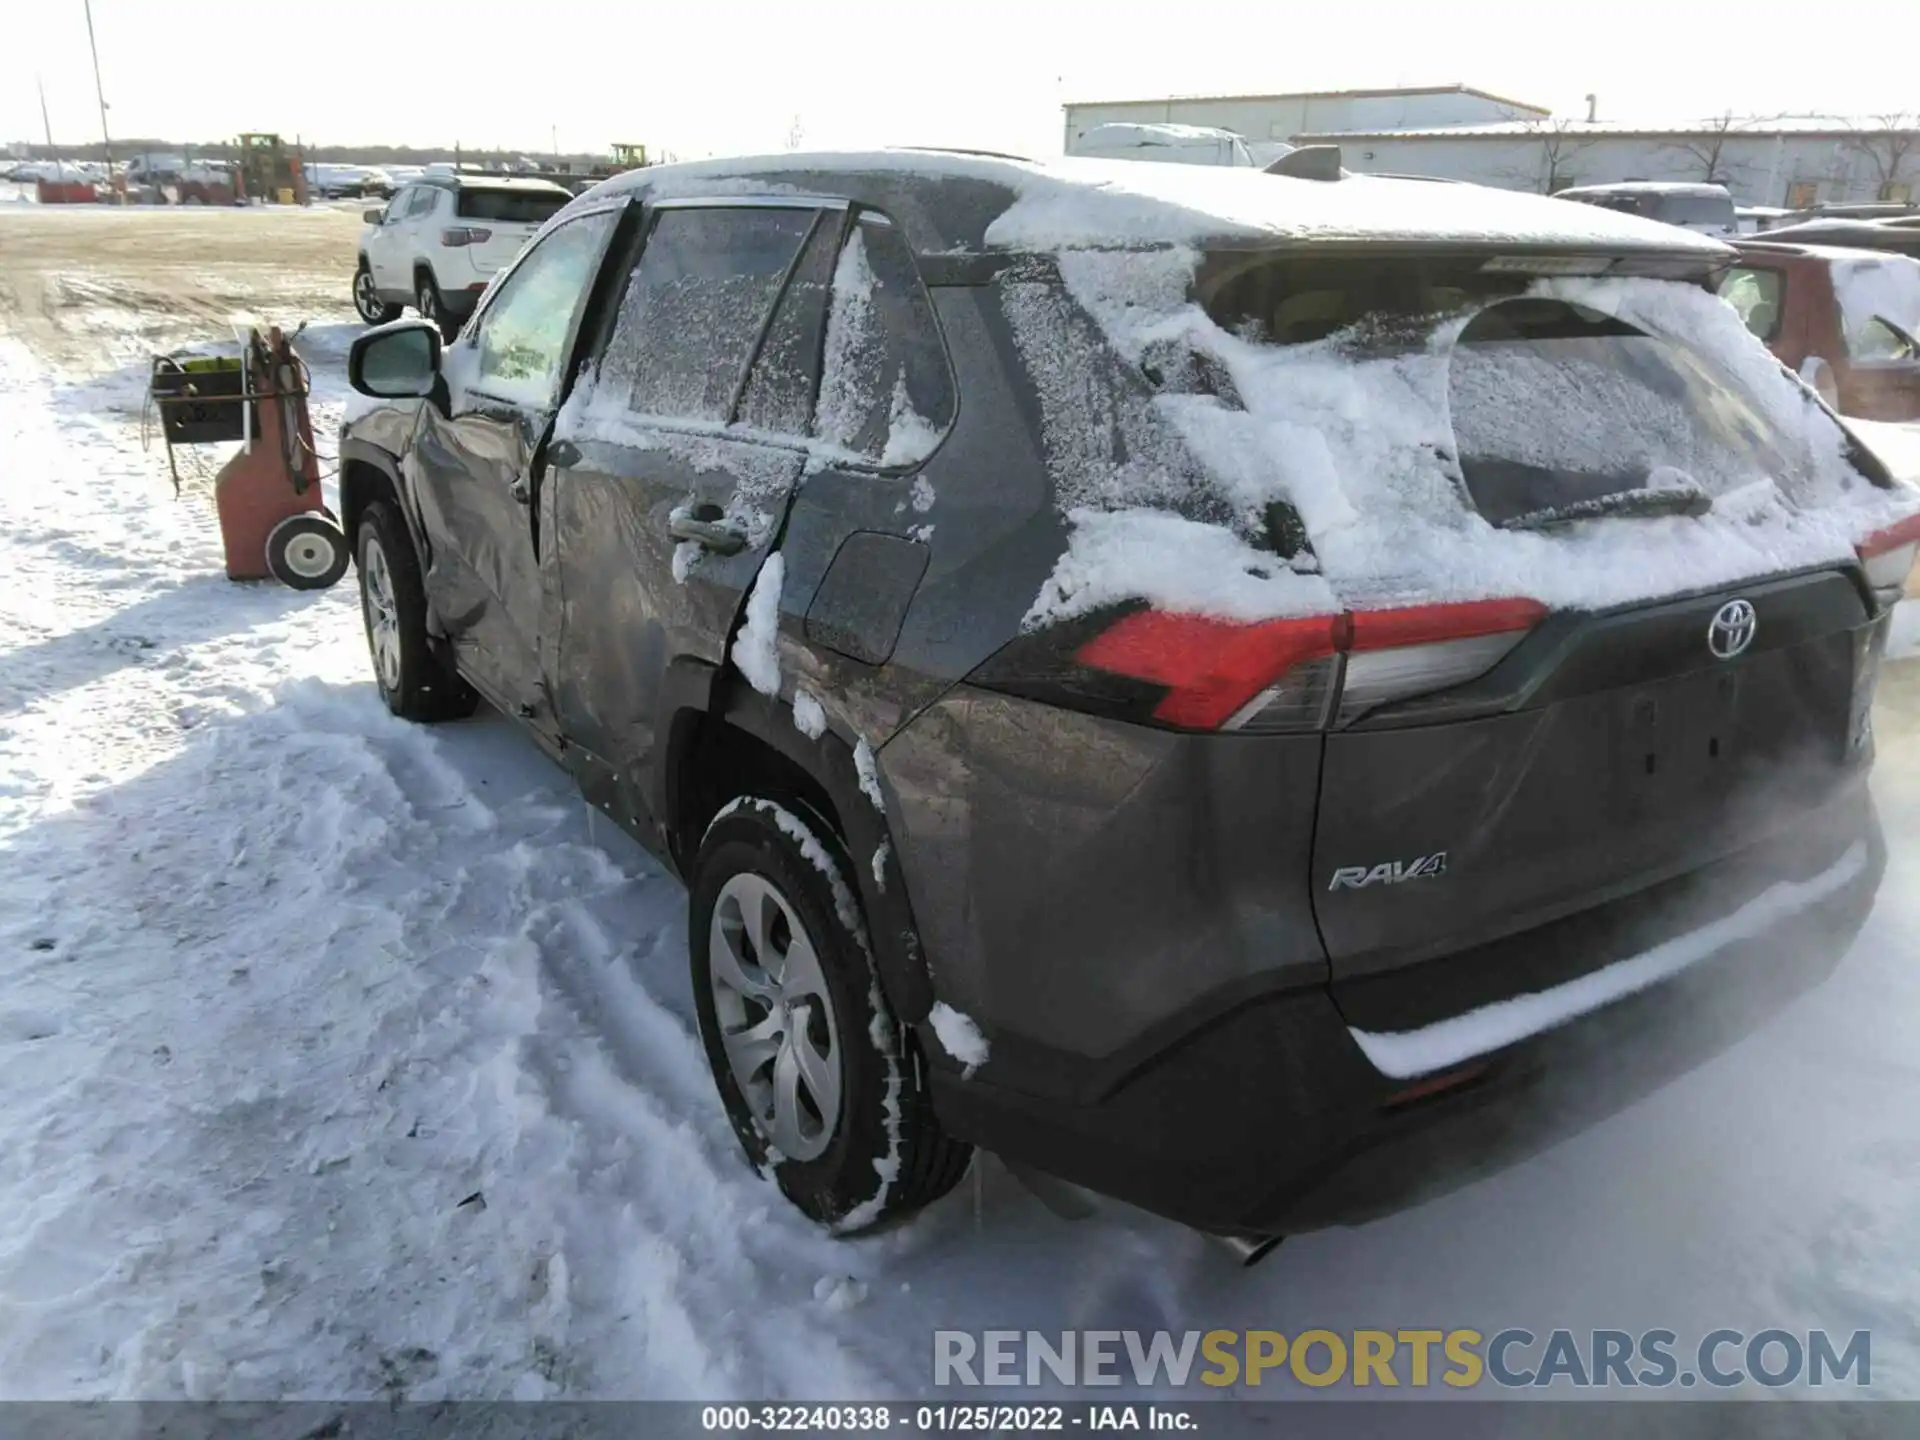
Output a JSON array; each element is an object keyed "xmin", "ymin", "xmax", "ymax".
[
  {"xmin": 457, "ymin": 188, "xmax": 568, "ymax": 224},
  {"xmin": 1205, "ymin": 256, "xmax": 1809, "ymax": 528},
  {"xmin": 1001, "ymin": 242, "xmax": 1901, "ymax": 621}
]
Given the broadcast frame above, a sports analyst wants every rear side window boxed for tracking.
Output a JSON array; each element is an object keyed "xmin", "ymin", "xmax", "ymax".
[
  {"xmin": 814, "ymin": 217, "xmax": 955, "ymax": 466},
  {"xmin": 1718, "ymin": 266, "xmax": 1784, "ymax": 341},
  {"xmin": 458, "ymin": 188, "xmax": 568, "ymax": 224},
  {"xmin": 596, "ymin": 206, "xmax": 817, "ymax": 423}
]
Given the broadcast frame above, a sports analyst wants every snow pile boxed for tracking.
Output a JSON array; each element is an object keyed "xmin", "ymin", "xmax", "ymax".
[
  {"xmin": 730, "ymin": 552, "xmax": 784, "ymax": 696},
  {"xmin": 852, "ymin": 738, "xmax": 885, "ymax": 810},
  {"xmin": 791, "ymin": 687, "xmax": 828, "ymax": 739},
  {"xmin": 1006, "ymin": 244, "xmax": 1920, "ymax": 627},
  {"xmin": 926, "ymin": 1002, "xmax": 990, "ymax": 1078}
]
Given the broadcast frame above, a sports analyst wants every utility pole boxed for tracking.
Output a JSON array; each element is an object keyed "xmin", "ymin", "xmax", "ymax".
[
  {"xmin": 82, "ymin": 0, "xmax": 117, "ymax": 198},
  {"xmin": 38, "ymin": 74, "xmax": 55, "ymax": 152},
  {"xmin": 551, "ymin": 124, "xmax": 558, "ymax": 166}
]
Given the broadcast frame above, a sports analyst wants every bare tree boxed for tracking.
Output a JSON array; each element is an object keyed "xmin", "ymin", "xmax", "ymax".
[
  {"xmin": 1658, "ymin": 111, "xmax": 1759, "ymax": 187},
  {"xmin": 1493, "ymin": 118, "xmax": 1596, "ymax": 194},
  {"xmin": 1842, "ymin": 113, "xmax": 1920, "ymax": 200}
]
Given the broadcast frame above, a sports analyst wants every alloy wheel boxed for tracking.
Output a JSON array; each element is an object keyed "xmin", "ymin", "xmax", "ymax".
[{"xmin": 360, "ymin": 535, "xmax": 402, "ymax": 691}]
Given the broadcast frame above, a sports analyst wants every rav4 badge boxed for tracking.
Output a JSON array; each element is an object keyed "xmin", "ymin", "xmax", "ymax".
[{"xmin": 1328, "ymin": 853, "xmax": 1449, "ymax": 891}]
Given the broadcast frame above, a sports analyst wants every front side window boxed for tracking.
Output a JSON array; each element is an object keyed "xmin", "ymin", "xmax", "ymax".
[
  {"xmin": 470, "ymin": 210, "xmax": 618, "ymax": 408},
  {"xmin": 406, "ymin": 186, "xmax": 441, "ymax": 220},
  {"xmin": 1718, "ymin": 266, "xmax": 1785, "ymax": 342},
  {"xmin": 813, "ymin": 216, "xmax": 955, "ymax": 465},
  {"xmin": 1848, "ymin": 315, "xmax": 1918, "ymax": 362},
  {"xmin": 384, "ymin": 187, "xmax": 415, "ymax": 224},
  {"xmin": 596, "ymin": 206, "xmax": 818, "ymax": 424}
]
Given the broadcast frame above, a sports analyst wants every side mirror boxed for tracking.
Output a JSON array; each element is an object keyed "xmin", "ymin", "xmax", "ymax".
[
  {"xmin": 363, "ymin": 207, "xmax": 385, "ymax": 225},
  {"xmin": 349, "ymin": 319, "xmax": 441, "ymax": 398}
]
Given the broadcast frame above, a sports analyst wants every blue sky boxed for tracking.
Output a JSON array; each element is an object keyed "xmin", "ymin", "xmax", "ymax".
[{"xmin": 11, "ymin": 0, "xmax": 1918, "ymax": 160}]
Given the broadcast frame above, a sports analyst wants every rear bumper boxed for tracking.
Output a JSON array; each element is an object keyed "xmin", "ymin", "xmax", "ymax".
[{"xmin": 928, "ymin": 778, "xmax": 1883, "ymax": 1235}]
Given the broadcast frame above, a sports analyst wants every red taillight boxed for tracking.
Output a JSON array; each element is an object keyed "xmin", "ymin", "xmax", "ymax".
[
  {"xmin": 1857, "ymin": 512, "xmax": 1920, "ymax": 598},
  {"xmin": 440, "ymin": 226, "xmax": 492, "ymax": 246},
  {"xmin": 1074, "ymin": 611, "xmax": 1340, "ymax": 729},
  {"xmin": 1042, "ymin": 597, "xmax": 1547, "ymax": 733}
]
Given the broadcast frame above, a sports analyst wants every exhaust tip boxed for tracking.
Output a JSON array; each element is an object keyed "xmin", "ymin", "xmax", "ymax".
[{"xmin": 1213, "ymin": 1233, "xmax": 1285, "ymax": 1267}]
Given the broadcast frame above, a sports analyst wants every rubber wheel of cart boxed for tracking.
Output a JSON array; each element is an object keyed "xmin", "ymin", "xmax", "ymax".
[{"xmin": 265, "ymin": 513, "xmax": 350, "ymax": 590}]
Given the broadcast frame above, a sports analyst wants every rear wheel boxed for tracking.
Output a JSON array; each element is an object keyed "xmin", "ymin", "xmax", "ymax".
[
  {"xmin": 415, "ymin": 272, "xmax": 458, "ymax": 342},
  {"xmin": 353, "ymin": 260, "xmax": 400, "ymax": 325},
  {"xmin": 355, "ymin": 501, "xmax": 478, "ymax": 722},
  {"xmin": 690, "ymin": 796, "xmax": 971, "ymax": 1231}
]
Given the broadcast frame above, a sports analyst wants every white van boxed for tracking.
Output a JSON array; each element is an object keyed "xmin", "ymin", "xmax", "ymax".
[{"xmin": 1067, "ymin": 122, "xmax": 1256, "ymax": 168}]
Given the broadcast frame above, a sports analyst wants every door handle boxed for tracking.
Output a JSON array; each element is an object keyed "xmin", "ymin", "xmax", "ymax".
[
  {"xmin": 668, "ymin": 505, "xmax": 747, "ymax": 555},
  {"xmin": 546, "ymin": 439, "xmax": 582, "ymax": 469},
  {"xmin": 509, "ymin": 476, "xmax": 531, "ymax": 505}
]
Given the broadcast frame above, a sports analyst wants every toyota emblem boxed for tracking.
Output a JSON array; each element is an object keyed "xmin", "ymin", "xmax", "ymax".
[{"xmin": 1708, "ymin": 599, "xmax": 1757, "ymax": 660}]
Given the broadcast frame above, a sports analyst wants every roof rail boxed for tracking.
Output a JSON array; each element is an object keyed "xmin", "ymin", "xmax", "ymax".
[{"xmin": 1265, "ymin": 144, "xmax": 1345, "ymax": 182}]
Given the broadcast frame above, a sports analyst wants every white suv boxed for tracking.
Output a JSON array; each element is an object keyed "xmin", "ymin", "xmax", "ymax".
[{"xmin": 352, "ymin": 174, "xmax": 572, "ymax": 336}]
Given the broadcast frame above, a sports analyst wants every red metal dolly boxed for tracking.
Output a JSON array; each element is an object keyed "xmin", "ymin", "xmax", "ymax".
[{"xmin": 148, "ymin": 327, "xmax": 349, "ymax": 588}]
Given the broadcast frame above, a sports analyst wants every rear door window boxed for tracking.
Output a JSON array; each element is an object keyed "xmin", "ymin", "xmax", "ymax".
[
  {"xmin": 813, "ymin": 215, "xmax": 955, "ymax": 466},
  {"xmin": 596, "ymin": 206, "xmax": 818, "ymax": 423},
  {"xmin": 735, "ymin": 217, "xmax": 837, "ymax": 436}
]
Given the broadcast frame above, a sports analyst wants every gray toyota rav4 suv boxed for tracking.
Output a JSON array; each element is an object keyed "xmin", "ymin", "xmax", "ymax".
[{"xmin": 340, "ymin": 150, "xmax": 1919, "ymax": 1251}]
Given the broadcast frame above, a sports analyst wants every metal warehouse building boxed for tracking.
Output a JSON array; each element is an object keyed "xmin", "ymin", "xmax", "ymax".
[
  {"xmin": 1062, "ymin": 85, "xmax": 1920, "ymax": 208},
  {"xmin": 1062, "ymin": 84, "xmax": 1548, "ymax": 166},
  {"xmin": 1291, "ymin": 118, "xmax": 1920, "ymax": 208}
]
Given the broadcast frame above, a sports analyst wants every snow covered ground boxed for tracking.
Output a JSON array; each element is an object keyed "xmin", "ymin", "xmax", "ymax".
[{"xmin": 4, "ymin": 204, "xmax": 1920, "ymax": 1405}]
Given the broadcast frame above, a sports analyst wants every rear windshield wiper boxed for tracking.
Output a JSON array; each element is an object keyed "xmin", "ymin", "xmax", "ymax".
[{"xmin": 1497, "ymin": 482, "xmax": 1714, "ymax": 531}]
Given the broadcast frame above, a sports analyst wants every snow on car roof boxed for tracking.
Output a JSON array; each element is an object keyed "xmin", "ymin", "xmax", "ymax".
[{"xmin": 589, "ymin": 150, "xmax": 1732, "ymax": 258}]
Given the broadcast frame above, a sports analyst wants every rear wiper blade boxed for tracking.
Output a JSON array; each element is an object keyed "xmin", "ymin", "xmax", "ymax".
[{"xmin": 1498, "ymin": 483, "xmax": 1713, "ymax": 531}]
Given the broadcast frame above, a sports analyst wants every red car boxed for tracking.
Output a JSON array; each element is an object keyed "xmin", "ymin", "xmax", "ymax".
[{"xmin": 1719, "ymin": 241, "xmax": 1920, "ymax": 420}]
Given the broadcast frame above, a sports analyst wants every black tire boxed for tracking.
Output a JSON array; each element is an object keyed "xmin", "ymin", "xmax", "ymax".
[
  {"xmin": 691, "ymin": 796, "xmax": 971, "ymax": 1231},
  {"xmin": 355, "ymin": 500, "xmax": 479, "ymax": 722},
  {"xmin": 415, "ymin": 271, "xmax": 458, "ymax": 342},
  {"xmin": 264, "ymin": 512, "xmax": 350, "ymax": 590},
  {"xmin": 353, "ymin": 259, "xmax": 400, "ymax": 325}
]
